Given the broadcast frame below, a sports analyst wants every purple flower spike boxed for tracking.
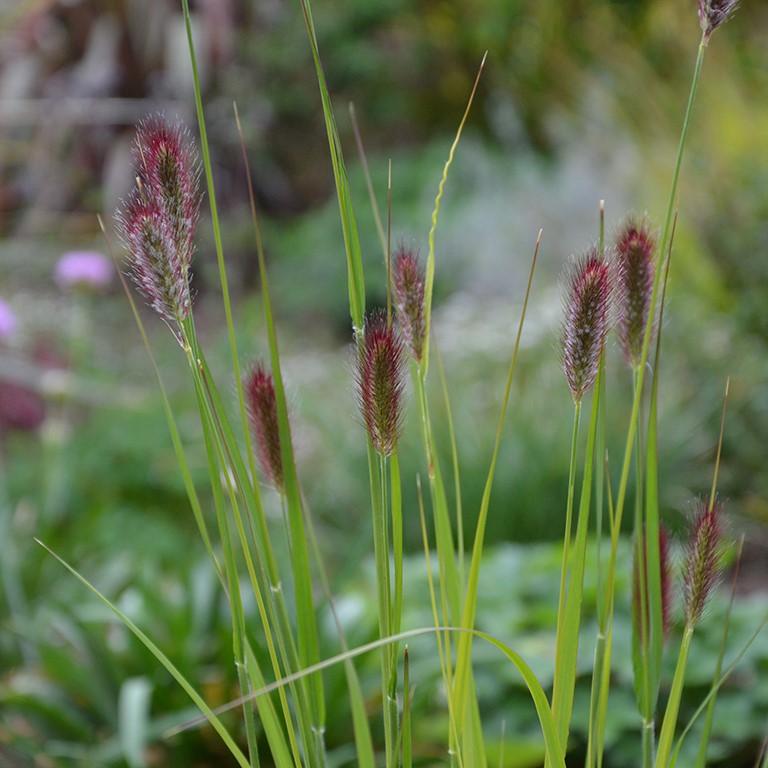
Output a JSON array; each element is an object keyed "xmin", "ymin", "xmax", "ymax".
[
  {"xmin": 561, "ymin": 247, "xmax": 612, "ymax": 402},
  {"xmin": 615, "ymin": 216, "xmax": 657, "ymax": 370},
  {"xmin": 355, "ymin": 310, "xmax": 406, "ymax": 457},
  {"xmin": 116, "ymin": 116, "xmax": 200, "ymax": 340},
  {"xmin": 683, "ymin": 497, "xmax": 726, "ymax": 626},
  {"xmin": 245, "ymin": 362, "xmax": 285, "ymax": 493},
  {"xmin": 393, "ymin": 243, "xmax": 426, "ymax": 362},
  {"xmin": 0, "ymin": 298, "xmax": 17, "ymax": 341},
  {"xmin": 55, "ymin": 251, "xmax": 114, "ymax": 291}
]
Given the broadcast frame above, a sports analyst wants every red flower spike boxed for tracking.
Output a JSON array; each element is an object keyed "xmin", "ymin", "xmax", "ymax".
[
  {"xmin": 392, "ymin": 243, "xmax": 426, "ymax": 362},
  {"xmin": 244, "ymin": 362, "xmax": 285, "ymax": 493},
  {"xmin": 355, "ymin": 310, "xmax": 407, "ymax": 457},
  {"xmin": 561, "ymin": 247, "xmax": 612, "ymax": 402},
  {"xmin": 615, "ymin": 216, "xmax": 657, "ymax": 370},
  {"xmin": 683, "ymin": 497, "xmax": 726, "ymax": 626}
]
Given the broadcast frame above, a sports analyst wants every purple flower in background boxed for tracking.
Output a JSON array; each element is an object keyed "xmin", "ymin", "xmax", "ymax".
[
  {"xmin": 55, "ymin": 251, "xmax": 114, "ymax": 291},
  {"xmin": 0, "ymin": 298, "xmax": 17, "ymax": 341}
]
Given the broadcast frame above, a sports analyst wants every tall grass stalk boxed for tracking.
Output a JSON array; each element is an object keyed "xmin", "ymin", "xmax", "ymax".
[{"xmin": 36, "ymin": 1, "xmax": 763, "ymax": 766}]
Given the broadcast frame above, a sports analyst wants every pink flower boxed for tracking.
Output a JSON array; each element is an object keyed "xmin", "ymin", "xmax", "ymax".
[
  {"xmin": 0, "ymin": 298, "xmax": 17, "ymax": 341},
  {"xmin": 55, "ymin": 251, "xmax": 114, "ymax": 291}
]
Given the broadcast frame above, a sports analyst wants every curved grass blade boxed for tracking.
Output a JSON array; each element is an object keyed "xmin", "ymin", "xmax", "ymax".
[
  {"xmin": 35, "ymin": 539, "xmax": 251, "ymax": 768},
  {"xmin": 453, "ymin": 231, "xmax": 540, "ymax": 728},
  {"xmin": 173, "ymin": 625, "xmax": 567, "ymax": 768},
  {"xmin": 421, "ymin": 53, "xmax": 486, "ymax": 379}
]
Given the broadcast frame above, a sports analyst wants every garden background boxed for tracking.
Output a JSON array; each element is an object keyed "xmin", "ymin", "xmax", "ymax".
[{"xmin": 1, "ymin": 0, "xmax": 767, "ymax": 766}]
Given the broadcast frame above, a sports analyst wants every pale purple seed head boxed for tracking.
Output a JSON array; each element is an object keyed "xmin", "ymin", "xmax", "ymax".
[
  {"xmin": 55, "ymin": 251, "xmax": 114, "ymax": 292},
  {"xmin": 354, "ymin": 310, "xmax": 407, "ymax": 457},
  {"xmin": 392, "ymin": 243, "xmax": 426, "ymax": 362},
  {"xmin": 561, "ymin": 247, "xmax": 612, "ymax": 402},
  {"xmin": 683, "ymin": 496, "xmax": 726, "ymax": 626},
  {"xmin": 117, "ymin": 195, "xmax": 191, "ymax": 337}
]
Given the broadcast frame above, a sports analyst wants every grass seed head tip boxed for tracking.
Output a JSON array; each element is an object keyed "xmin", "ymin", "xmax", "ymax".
[{"xmin": 355, "ymin": 309, "xmax": 407, "ymax": 457}]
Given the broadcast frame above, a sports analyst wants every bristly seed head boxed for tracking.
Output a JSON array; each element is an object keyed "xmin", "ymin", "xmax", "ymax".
[
  {"xmin": 683, "ymin": 496, "xmax": 726, "ymax": 627},
  {"xmin": 244, "ymin": 362, "xmax": 285, "ymax": 493},
  {"xmin": 698, "ymin": 0, "xmax": 739, "ymax": 40},
  {"xmin": 615, "ymin": 215, "xmax": 657, "ymax": 370},
  {"xmin": 116, "ymin": 115, "xmax": 200, "ymax": 341},
  {"xmin": 354, "ymin": 310, "xmax": 407, "ymax": 457},
  {"xmin": 561, "ymin": 247, "xmax": 612, "ymax": 402},
  {"xmin": 392, "ymin": 243, "xmax": 426, "ymax": 362}
]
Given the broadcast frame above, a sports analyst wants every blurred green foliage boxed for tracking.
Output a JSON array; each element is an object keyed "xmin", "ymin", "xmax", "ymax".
[{"xmin": 2, "ymin": 0, "xmax": 768, "ymax": 764}]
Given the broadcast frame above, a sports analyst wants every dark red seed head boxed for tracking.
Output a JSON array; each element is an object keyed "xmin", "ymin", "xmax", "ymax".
[
  {"xmin": 244, "ymin": 362, "xmax": 285, "ymax": 493},
  {"xmin": 614, "ymin": 216, "xmax": 657, "ymax": 370},
  {"xmin": 561, "ymin": 247, "xmax": 612, "ymax": 402},
  {"xmin": 392, "ymin": 243, "xmax": 426, "ymax": 362},
  {"xmin": 354, "ymin": 310, "xmax": 407, "ymax": 457}
]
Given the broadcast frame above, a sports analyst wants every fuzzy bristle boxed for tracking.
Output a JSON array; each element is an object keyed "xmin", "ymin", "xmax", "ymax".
[
  {"xmin": 354, "ymin": 310, "xmax": 407, "ymax": 457},
  {"xmin": 561, "ymin": 247, "xmax": 612, "ymax": 402},
  {"xmin": 614, "ymin": 216, "xmax": 657, "ymax": 370},
  {"xmin": 392, "ymin": 243, "xmax": 426, "ymax": 362},
  {"xmin": 683, "ymin": 497, "xmax": 726, "ymax": 626},
  {"xmin": 117, "ymin": 116, "xmax": 199, "ymax": 340},
  {"xmin": 244, "ymin": 362, "xmax": 285, "ymax": 492}
]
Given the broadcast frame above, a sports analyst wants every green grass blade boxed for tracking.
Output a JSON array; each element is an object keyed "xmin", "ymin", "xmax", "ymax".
[
  {"xmin": 412, "ymin": 366, "xmax": 461, "ymax": 624},
  {"xmin": 669, "ymin": 608, "xmax": 768, "ymax": 768},
  {"xmin": 402, "ymin": 647, "xmax": 413, "ymax": 768},
  {"xmin": 391, "ymin": 452, "xmax": 404, "ymax": 637},
  {"xmin": 255, "ymin": 171, "xmax": 326, "ymax": 738},
  {"xmin": 304, "ymin": 494, "xmax": 376, "ymax": 768},
  {"xmin": 453, "ymin": 231, "xmax": 540, "ymax": 729},
  {"xmin": 551, "ymin": 357, "xmax": 603, "ymax": 754},
  {"xmin": 36, "ymin": 540, "xmax": 251, "ymax": 768},
  {"xmin": 299, "ymin": 0, "xmax": 365, "ymax": 329},
  {"xmin": 655, "ymin": 625, "xmax": 694, "ymax": 768},
  {"xmin": 417, "ymin": 476, "xmax": 464, "ymax": 767},
  {"xmin": 421, "ymin": 53, "xmax": 486, "ymax": 379},
  {"xmin": 694, "ymin": 537, "xmax": 743, "ymax": 768},
  {"xmin": 186, "ymin": 626, "xmax": 567, "ymax": 768},
  {"xmin": 434, "ymin": 335, "xmax": 465, "ymax": 583},
  {"xmin": 180, "ymin": 0, "xmax": 253, "ymax": 480}
]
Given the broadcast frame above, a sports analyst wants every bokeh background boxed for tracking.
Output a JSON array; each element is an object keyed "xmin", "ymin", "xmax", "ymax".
[{"xmin": 1, "ymin": 1, "xmax": 768, "ymax": 766}]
